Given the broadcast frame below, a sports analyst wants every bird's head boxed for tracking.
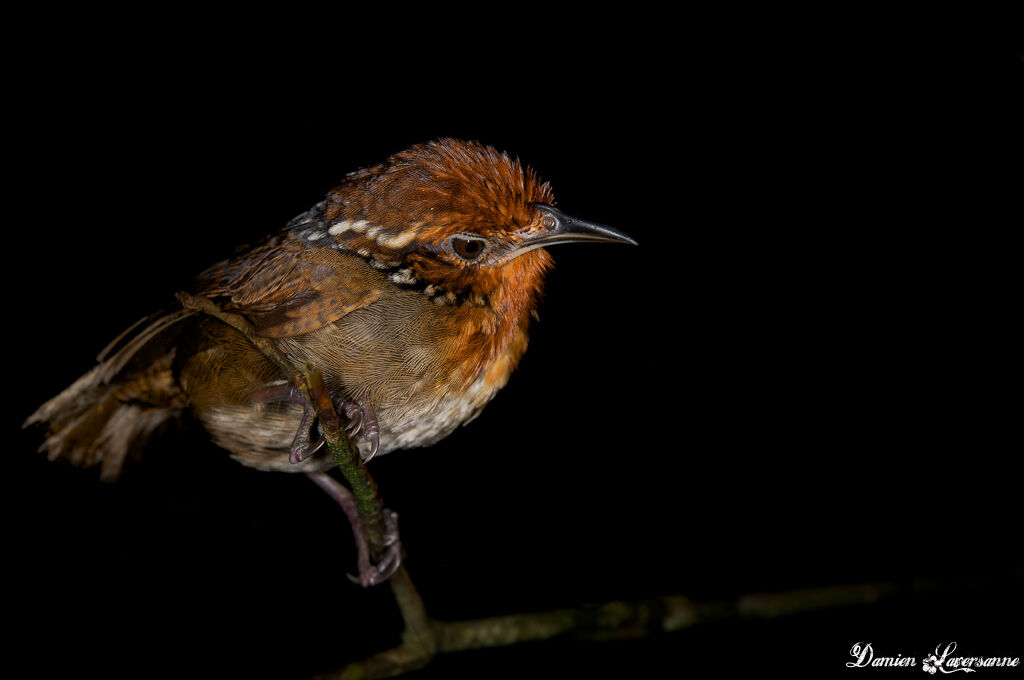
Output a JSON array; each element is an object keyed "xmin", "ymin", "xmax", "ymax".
[{"xmin": 300, "ymin": 139, "xmax": 636, "ymax": 308}]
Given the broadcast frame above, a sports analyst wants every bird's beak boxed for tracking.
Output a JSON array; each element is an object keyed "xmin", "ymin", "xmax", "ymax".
[{"xmin": 512, "ymin": 204, "xmax": 638, "ymax": 258}]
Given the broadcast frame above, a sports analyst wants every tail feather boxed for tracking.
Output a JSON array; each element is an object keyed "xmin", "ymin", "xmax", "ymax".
[
  {"xmin": 94, "ymin": 309, "xmax": 195, "ymax": 382},
  {"xmin": 24, "ymin": 309, "xmax": 195, "ymax": 482}
]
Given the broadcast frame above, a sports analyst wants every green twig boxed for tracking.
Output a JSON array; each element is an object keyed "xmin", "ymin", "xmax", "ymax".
[
  {"xmin": 315, "ymin": 581, "xmax": 903, "ymax": 679},
  {"xmin": 177, "ymin": 291, "xmax": 904, "ymax": 680},
  {"xmin": 302, "ymin": 363, "xmax": 388, "ymax": 549}
]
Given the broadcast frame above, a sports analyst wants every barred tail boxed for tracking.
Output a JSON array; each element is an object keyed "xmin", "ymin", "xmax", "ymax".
[{"xmin": 23, "ymin": 309, "xmax": 195, "ymax": 482}]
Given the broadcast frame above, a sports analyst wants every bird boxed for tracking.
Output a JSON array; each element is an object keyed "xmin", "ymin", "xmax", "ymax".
[{"xmin": 24, "ymin": 138, "xmax": 637, "ymax": 584}]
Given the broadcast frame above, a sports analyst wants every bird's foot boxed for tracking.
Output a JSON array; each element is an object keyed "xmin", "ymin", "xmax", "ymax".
[
  {"xmin": 307, "ymin": 472, "xmax": 402, "ymax": 587},
  {"xmin": 349, "ymin": 507, "xmax": 401, "ymax": 587},
  {"xmin": 334, "ymin": 396, "xmax": 380, "ymax": 462},
  {"xmin": 249, "ymin": 382, "xmax": 378, "ymax": 464}
]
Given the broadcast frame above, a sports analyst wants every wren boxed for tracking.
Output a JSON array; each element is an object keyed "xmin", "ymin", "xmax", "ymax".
[{"xmin": 25, "ymin": 139, "xmax": 637, "ymax": 584}]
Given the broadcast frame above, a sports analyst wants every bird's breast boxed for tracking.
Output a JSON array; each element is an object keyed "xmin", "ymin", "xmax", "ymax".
[
  {"xmin": 377, "ymin": 359, "xmax": 508, "ymax": 452},
  {"xmin": 276, "ymin": 288, "xmax": 530, "ymax": 459}
]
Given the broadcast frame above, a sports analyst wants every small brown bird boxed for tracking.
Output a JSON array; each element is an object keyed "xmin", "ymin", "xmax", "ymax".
[{"xmin": 24, "ymin": 139, "xmax": 636, "ymax": 584}]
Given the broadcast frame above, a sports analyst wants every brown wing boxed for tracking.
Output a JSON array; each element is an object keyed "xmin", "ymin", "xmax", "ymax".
[{"xmin": 196, "ymin": 240, "xmax": 383, "ymax": 338}]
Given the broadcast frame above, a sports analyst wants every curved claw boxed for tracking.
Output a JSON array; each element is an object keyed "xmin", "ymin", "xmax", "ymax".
[
  {"xmin": 291, "ymin": 434, "xmax": 325, "ymax": 463},
  {"xmin": 289, "ymin": 402, "xmax": 325, "ymax": 464},
  {"xmin": 359, "ymin": 400, "xmax": 380, "ymax": 462},
  {"xmin": 345, "ymin": 553, "xmax": 399, "ymax": 587},
  {"xmin": 362, "ymin": 432, "xmax": 380, "ymax": 462},
  {"xmin": 333, "ymin": 397, "xmax": 380, "ymax": 462},
  {"xmin": 343, "ymin": 404, "xmax": 362, "ymax": 437}
]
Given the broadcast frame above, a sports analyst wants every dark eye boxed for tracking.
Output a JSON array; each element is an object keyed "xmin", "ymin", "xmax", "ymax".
[{"xmin": 450, "ymin": 235, "xmax": 487, "ymax": 261}]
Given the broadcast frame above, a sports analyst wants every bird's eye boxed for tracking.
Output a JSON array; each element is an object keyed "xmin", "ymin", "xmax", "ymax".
[
  {"xmin": 541, "ymin": 215, "xmax": 556, "ymax": 229},
  {"xmin": 449, "ymin": 235, "xmax": 488, "ymax": 261}
]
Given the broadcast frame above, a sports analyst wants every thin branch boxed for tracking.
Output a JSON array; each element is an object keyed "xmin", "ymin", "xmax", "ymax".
[
  {"xmin": 303, "ymin": 363, "xmax": 389, "ymax": 550},
  {"xmin": 178, "ymin": 292, "xmax": 901, "ymax": 680},
  {"xmin": 313, "ymin": 580, "xmax": 902, "ymax": 680}
]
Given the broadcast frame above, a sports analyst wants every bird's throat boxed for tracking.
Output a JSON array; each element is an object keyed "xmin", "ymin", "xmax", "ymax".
[{"xmin": 444, "ymin": 248, "xmax": 552, "ymax": 379}]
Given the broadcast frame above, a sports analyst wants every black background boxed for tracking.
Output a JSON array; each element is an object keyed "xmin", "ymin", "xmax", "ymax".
[{"xmin": 8, "ymin": 14, "xmax": 1021, "ymax": 679}]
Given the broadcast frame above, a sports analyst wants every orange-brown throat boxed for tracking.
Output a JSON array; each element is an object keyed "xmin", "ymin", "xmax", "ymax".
[{"xmin": 444, "ymin": 248, "xmax": 552, "ymax": 384}]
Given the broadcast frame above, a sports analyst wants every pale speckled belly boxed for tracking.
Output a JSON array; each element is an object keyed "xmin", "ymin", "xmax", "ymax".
[{"xmin": 200, "ymin": 366, "xmax": 505, "ymax": 473}]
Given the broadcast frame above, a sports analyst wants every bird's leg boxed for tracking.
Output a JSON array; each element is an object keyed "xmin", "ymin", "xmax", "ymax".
[
  {"xmin": 249, "ymin": 380, "xmax": 325, "ymax": 464},
  {"xmin": 306, "ymin": 471, "xmax": 402, "ymax": 587},
  {"xmin": 251, "ymin": 381, "xmax": 399, "ymax": 586}
]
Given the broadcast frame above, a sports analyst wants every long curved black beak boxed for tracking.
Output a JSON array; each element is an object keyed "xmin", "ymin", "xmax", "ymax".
[{"xmin": 526, "ymin": 204, "xmax": 638, "ymax": 249}]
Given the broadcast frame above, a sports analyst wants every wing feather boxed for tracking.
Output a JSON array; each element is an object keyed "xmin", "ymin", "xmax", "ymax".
[{"xmin": 196, "ymin": 242, "xmax": 382, "ymax": 338}]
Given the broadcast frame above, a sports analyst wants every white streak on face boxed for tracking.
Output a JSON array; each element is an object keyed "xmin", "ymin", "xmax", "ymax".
[
  {"xmin": 389, "ymin": 268, "xmax": 417, "ymax": 285},
  {"xmin": 432, "ymin": 291, "xmax": 456, "ymax": 306},
  {"xmin": 377, "ymin": 229, "xmax": 417, "ymax": 249}
]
